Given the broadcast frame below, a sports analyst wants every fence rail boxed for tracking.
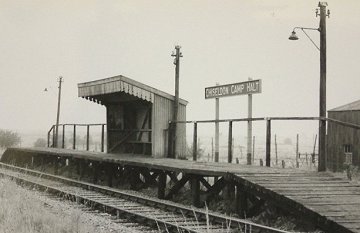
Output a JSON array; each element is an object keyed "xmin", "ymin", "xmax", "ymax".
[
  {"xmin": 168, "ymin": 116, "xmax": 360, "ymax": 170},
  {"xmin": 47, "ymin": 123, "xmax": 106, "ymax": 152}
]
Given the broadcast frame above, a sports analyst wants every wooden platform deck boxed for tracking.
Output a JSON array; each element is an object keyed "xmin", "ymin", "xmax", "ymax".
[{"xmin": 2, "ymin": 147, "xmax": 360, "ymax": 233}]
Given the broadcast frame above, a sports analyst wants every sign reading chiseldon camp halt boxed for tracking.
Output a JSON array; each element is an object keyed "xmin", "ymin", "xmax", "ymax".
[{"xmin": 205, "ymin": 79, "xmax": 262, "ymax": 99}]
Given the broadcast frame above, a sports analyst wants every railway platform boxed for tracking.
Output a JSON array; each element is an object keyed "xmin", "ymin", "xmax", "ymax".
[{"xmin": 2, "ymin": 147, "xmax": 360, "ymax": 233}]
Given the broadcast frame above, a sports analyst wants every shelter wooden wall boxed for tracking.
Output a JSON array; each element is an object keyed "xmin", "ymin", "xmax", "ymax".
[
  {"xmin": 327, "ymin": 110, "xmax": 360, "ymax": 171},
  {"xmin": 152, "ymin": 94, "xmax": 186, "ymax": 158}
]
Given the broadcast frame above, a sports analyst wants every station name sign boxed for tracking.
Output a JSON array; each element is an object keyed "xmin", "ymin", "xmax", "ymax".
[{"xmin": 205, "ymin": 79, "xmax": 262, "ymax": 99}]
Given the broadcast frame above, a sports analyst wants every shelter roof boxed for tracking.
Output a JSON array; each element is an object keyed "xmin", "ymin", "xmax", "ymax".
[
  {"xmin": 78, "ymin": 75, "xmax": 188, "ymax": 105},
  {"xmin": 328, "ymin": 99, "xmax": 360, "ymax": 112}
]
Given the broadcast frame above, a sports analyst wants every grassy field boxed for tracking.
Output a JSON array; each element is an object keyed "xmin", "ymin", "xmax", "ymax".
[{"xmin": 0, "ymin": 178, "xmax": 138, "ymax": 233}]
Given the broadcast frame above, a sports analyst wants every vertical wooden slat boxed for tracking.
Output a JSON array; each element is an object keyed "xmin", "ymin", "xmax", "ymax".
[
  {"xmin": 86, "ymin": 125, "xmax": 90, "ymax": 151},
  {"xmin": 228, "ymin": 121, "xmax": 233, "ymax": 163},
  {"xmin": 193, "ymin": 122, "xmax": 197, "ymax": 161},
  {"xmin": 73, "ymin": 125, "xmax": 76, "ymax": 150},
  {"xmin": 101, "ymin": 124, "xmax": 105, "ymax": 152},
  {"xmin": 266, "ymin": 119, "xmax": 271, "ymax": 167}
]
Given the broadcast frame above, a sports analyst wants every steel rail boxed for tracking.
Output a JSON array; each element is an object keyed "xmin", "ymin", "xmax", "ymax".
[{"xmin": 0, "ymin": 162, "xmax": 293, "ymax": 233}]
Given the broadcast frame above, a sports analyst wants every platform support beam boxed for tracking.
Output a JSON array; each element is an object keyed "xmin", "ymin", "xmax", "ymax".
[
  {"xmin": 236, "ymin": 184, "xmax": 248, "ymax": 217},
  {"xmin": 191, "ymin": 175, "xmax": 201, "ymax": 208},
  {"xmin": 165, "ymin": 174, "xmax": 190, "ymax": 200},
  {"xmin": 158, "ymin": 171, "xmax": 167, "ymax": 199},
  {"xmin": 92, "ymin": 161, "xmax": 99, "ymax": 184}
]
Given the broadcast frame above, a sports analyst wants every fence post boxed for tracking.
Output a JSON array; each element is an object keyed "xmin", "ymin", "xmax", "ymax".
[
  {"xmin": 62, "ymin": 125, "xmax": 65, "ymax": 148},
  {"xmin": 47, "ymin": 127, "xmax": 51, "ymax": 147},
  {"xmin": 52, "ymin": 125, "xmax": 56, "ymax": 148},
  {"xmin": 228, "ymin": 121, "xmax": 233, "ymax": 163},
  {"xmin": 266, "ymin": 119, "xmax": 271, "ymax": 167},
  {"xmin": 193, "ymin": 122, "xmax": 197, "ymax": 161},
  {"xmin": 86, "ymin": 125, "xmax": 90, "ymax": 151},
  {"xmin": 73, "ymin": 125, "xmax": 76, "ymax": 150},
  {"xmin": 101, "ymin": 124, "xmax": 105, "ymax": 152}
]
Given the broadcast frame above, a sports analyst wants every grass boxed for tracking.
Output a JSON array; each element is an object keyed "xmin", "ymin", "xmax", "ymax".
[{"xmin": 0, "ymin": 178, "xmax": 98, "ymax": 233}]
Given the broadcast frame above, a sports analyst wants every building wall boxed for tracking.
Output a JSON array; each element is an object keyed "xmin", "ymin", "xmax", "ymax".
[
  {"xmin": 327, "ymin": 111, "xmax": 360, "ymax": 171},
  {"xmin": 152, "ymin": 94, "xmax": 186, "ymax": 158}
]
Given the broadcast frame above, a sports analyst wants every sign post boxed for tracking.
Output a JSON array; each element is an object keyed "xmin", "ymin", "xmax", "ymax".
[
  {"xmin": 205, "ymin": 79, "xmax": 262, "ymax": 164},
  {"xmin": 247, "ymin": 78, "xmax": 253, "ymax": 165}
]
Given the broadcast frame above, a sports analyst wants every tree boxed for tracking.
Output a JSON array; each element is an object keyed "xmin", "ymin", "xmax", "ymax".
[
  {"xmin": 0, "ymin": 130, "xmax": 21, "ymax": 149},
  {"xmin": 33, "ymin": 138, "xmax": 47, "ymax": 147},
  {"xmin": 185, "ymin": 139, "xmax": 205, "ymax": 160}
]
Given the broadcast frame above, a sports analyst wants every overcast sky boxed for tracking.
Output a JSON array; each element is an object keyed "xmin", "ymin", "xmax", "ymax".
[{"xmin": 1, "ymin": 1, "xmax": 359, "ymax": 141}]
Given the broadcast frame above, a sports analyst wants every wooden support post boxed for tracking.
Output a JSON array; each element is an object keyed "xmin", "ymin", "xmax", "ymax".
[
  {"xmin": 130, "ymin": 168, "xmax": 140, "ymax": 190},
  {"xmin": 92, "ymin": 162, "xmax": 99, "ymax": 184},
  {"xmin": 73, "ymin": 125, "xmax": 76, "ymax": 150},
  {"xmin": 266, "ymin": 119, "xmax": 271, "ymax": 167},
  {"xmin": 106, "ymin": 164, "xmax": 114, "ymax": 187},
  {"xmin": 101, "ymin": 124, "xmax": 105, "ymax": 152},
  {"xmin": 54, "ymin": 157, "xmax": 59, "ymax": 175},
  {"xmin": 158, "ymin": 171, "xmax": 166, "ymax": 199},
  {"xmin": 62, "ymin": 125, "xmax": 65, "ymax": 148},
  {"xmin": 79, "ymin": 160, "xmax": 86, "ymax": 179},
  {"xmin": 86, "ymin": 125, "xmax": 90, "ymax": 151},
  {"xmin": 193, "ymin": 122, "xmax": 197, "ymax": 161},
  {"xmin": 236, "ymin": 184, "xmax": 248, "ymax": 218},
  {"xmin": 225, "ymin": 182, "xmax": 235, "ymax": 214},
  {"xmin": 228, "ymin": 121, "xmax": 233, "ymax": 163},
  {"xmin": 191, "ymin": 175, "xmax": 201, "ymax": 208},
  {"xmin": 76, "ymin": 159, "xmax": 80, "ymax": 175}
]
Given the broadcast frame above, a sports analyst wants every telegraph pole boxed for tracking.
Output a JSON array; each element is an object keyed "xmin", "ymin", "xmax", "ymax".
[
  {"xmin": 317, "ymin": 2, "xmax": 329, "ymax": 171},
  {"xmin": 54, "ymin": 76, "xmax": 63, "ymax": 148},
  {"xmin": 170, "ymin": 46, "xmax": 183, "ymax": 158}
]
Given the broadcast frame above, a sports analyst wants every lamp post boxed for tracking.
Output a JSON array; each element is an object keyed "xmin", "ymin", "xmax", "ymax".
[{"xmin": 289, "ymin": 2, "xmax": 329, "ymax": 172}]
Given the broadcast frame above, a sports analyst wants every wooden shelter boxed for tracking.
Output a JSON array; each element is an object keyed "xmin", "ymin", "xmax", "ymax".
[
  {"xmin": 78, "ymin": 75, "xmax": 187, "ymax": 158},
  {"xmin": 327, "ymin": 99, "xmax": 360, "ymax": 171}
]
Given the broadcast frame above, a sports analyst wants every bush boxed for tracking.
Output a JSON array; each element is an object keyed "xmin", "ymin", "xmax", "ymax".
[
  {"xmin": 0, "ymin": 129, "xmax": 21, "ymax": 149},
  {"xmin": 33, "ymin": 138, "xmax": 47, "ymax": 147}
]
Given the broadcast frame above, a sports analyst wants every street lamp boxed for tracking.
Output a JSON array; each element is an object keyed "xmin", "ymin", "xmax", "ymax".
[{"xmin": 289, "ymin": 2, "xmax": 329, "ymax": 172}]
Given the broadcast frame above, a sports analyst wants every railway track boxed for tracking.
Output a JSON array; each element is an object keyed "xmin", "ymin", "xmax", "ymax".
[{"xmin": 0, "ymin": 162, "xmax": 292, "ymax": 233}]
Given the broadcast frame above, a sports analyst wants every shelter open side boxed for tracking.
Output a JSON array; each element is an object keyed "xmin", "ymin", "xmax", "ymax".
[{"xmin": 78, "ymin": 75, "xmax": 188, "ymax": 158}]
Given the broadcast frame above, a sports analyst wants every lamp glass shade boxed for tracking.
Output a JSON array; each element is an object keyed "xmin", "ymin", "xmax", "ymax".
[{"xmin": 289, "ymin": 31, "xmax": 299, "ymax": 40}]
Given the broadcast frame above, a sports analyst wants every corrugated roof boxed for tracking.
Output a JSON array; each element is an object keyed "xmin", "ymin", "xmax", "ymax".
[
  {"xmin": 78, "ymin": 75, "xmax": 188, "ymax": 105},
  {"xmin": 328, "ymin": 99, "xmax": 360, "ymax": 112}
]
